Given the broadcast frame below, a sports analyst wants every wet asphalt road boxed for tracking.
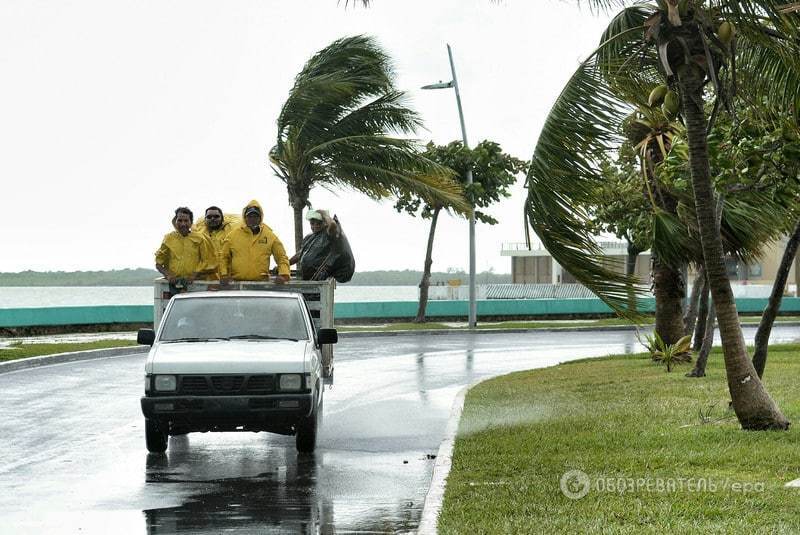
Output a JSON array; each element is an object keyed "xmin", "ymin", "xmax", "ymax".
[{"xmin": 1, "ymin": 326, "xmax": 798, "ymax": 534}]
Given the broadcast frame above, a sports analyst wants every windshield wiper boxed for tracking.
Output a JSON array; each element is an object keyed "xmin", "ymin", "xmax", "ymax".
[
  {"xmin": 164, "ymin": 337, "xmax": 229, "ymax": 343},
  {"xmin": 228, "ymin": 334, "xmax": 299, "ymax": 342}
]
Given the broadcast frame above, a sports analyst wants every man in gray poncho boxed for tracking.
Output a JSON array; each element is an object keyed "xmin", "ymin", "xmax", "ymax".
[{"xmin": 289, "ymin": 209, "xmax": 355, "ymax": 282}]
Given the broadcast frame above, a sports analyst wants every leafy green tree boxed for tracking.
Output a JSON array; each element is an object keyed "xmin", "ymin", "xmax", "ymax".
[
  {"xmin": 270, "ymin": 35, "xmax": 468, "ymax": 249},
  {"xmin": 526, "ymin": 1, "xmax": 800, "ymax": 429},
  {"xmin": 394, "ymin": 140, "xmax": 526, "ymax": 322},
  {"xmin": 585, "ymin": 105, "xmax": 791, "ymax": 347},
  {"xmin": 719, "ymin": 108, "xmax": 800, "ymax": 377}
]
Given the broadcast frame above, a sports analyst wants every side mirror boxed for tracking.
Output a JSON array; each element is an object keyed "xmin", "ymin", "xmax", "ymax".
[
  {"xmin": 317, "ymin": 328, "xmax": 338, "ymax": 345},
  {"xmin": 137, "ymin": 329, "xmax": 156, "ymax": 346}
]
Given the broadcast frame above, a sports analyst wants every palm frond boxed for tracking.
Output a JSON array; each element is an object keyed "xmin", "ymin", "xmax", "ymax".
[
  {"xmin": 734, "ymin": 28, "xmax": 800, "ymax": 115},
  {"xmin": 718, "ymin": 0, "xmax": 800, "ymax": 35},
  {"xmin": 525, "ymin": 9, "xmax": 653, "ymax": 317},
  {"xmin": 652, "ymin": 208, "xmax": 700, "ymax": 267},
  {"xmin": 329, "ymin": 91, "xmax": 423, "ymax": 137},
  {"xmin": 272, "ymin": 34, "xmax": 468, "ymax": 218}
]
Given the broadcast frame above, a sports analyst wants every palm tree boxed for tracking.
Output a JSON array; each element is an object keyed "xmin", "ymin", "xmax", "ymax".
[
  {"xmin": 526, "ymin": 1, "xmax": 800, "ymax": 429},
  {"xmin": 270, "ymin": 35, "xmax": 467, "ymax": 250}
]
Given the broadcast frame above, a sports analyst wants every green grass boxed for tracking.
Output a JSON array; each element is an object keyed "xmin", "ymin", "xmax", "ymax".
[
  {"xmin": 439, "ymin": 344, "xmax": 800, "ymax": 534},
  {"xmin": 0, "ymin": 339, "xmax": 138, "ymax": 362}
]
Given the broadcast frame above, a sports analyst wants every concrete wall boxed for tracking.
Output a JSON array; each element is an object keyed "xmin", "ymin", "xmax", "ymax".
[{"xmin": 511, "ymin": 254, "xmax": 651, "ymax": 284}]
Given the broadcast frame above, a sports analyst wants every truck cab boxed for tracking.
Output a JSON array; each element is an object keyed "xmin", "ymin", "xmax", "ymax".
[{"xmin": 139, "ymin": 289, "xmax": 337, "ymax": 454}]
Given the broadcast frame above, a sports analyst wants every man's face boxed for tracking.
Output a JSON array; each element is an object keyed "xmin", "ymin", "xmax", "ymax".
[
  {"xmin": 175, "ymin": 213, "xmax": 192, "ymax": 236},
  {"xmin": 245, "ymin": 211, "xmax": 261, "ymax": 229},
  {"xmin": 309, "ymin": 219, "xmax": 323, "ymax": 233},
  {"xmin": 205, "ymin": 210, "xmax": 223, "ymax": 230}
]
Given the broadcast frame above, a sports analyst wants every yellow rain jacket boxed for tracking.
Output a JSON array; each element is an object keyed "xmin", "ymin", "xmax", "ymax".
[
  {"xmin": 193, "ymin": 213, "xmax": 241, "ymax": 254},
  {"xmin": 220, "ymin": 200, "xmax": 290, "ymax": 280},
  {"xmin": 193, "ymin": 213, "xmax": 242, "ymax": 277},
  {"xmin": 155, "ymin": 223, "xmax": 217, "ymax": 280}
]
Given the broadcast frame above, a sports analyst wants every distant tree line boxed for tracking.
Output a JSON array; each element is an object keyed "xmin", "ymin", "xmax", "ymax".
[
  {"xmin": 347, "ymin": 270, "xmax": 511, "ymax": 286},
  {"xmin": 0, "ymin": 269, "xmax": 160, "ymax": 287},
  {"xmin": 0, "ymin": 269, "xmax": 511, "ymax": 287}
]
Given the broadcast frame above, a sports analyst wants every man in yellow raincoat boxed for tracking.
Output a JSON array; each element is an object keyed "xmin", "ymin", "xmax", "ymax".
[
  {"xmin": 155, "ymin": 207, "xmax": 217, "ymax": 285},
  {"xmin": 193, "ymin": 206, "xmax": 241, "ymax": 276},
  {"xmin": 220, "ymin": 200, "xmax": 290, "ymax": 282},
  {"xmin": 193, "ymin": 206, "xmax": 241, "ymax": 253}
]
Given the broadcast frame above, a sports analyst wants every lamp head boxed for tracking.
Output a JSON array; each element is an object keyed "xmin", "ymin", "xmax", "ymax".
[{"xmin": 421, "ymin": 80, "xmax": 454, "ymax": 90}]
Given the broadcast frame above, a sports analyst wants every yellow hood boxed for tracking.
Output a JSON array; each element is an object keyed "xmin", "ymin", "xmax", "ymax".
[{"xmin": 242, "ymin": 199, "xmax": 264, "ymax": 223}]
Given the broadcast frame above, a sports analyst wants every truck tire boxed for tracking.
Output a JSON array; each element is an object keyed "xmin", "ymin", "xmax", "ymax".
[
  {"xmin": 145, "ymin": 418, "xmax": 168, "ymax": 453},
  {"xmin": 296, "ymin": 397, "xmax": 322, "ymax": 454}
]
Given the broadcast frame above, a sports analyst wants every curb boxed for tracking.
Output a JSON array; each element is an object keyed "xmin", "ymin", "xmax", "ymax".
[
  {"xmin": 418, "ymin": 377, "xmax": 491, "ymax": 534},
  {"xmin": 0, "ymin": 346, "xmax": 146, "ymax": 374}
]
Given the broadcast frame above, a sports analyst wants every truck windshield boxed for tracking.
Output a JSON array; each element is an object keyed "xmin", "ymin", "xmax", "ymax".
[{"xmin": 159, "ymin": 296, "xmax": 309, "ymax": 342}]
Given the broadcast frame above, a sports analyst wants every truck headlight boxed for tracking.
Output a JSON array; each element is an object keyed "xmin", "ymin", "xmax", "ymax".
[
  {"xmin": 144, "ymin": 375, "xmax": 151, "ymax": 392},
  {"xmin": 279, "ymin": 374, "xmax": 302, "ymax": 391},
  {"xmin": 154, "ymin": 375, "xmax": 177, "ymax": 392}
]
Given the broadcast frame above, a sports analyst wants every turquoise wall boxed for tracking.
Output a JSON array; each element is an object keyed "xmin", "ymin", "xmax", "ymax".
[
  {"xmin": 0, "ymin": 297, "xmax": 798, "ymax": 327},
  {"xmin": 0, "ymin": 305, "xmax": 153, "ymax": 327}
]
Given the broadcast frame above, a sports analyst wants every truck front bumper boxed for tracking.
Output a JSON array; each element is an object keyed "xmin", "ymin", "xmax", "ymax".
[{"xmin": 141, "ymin": 394, "xmax": 314, "ymax": 432}]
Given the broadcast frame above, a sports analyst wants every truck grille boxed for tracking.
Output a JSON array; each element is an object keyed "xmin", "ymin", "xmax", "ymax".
[
  {"xmin": 245, "ymin": 375, "xmax": 276, "ymax": 393},
  {"xmin": 211, "ymin": 376, "xmax": 245, "ymax": 392},
  {"xmin": 178, "ymin": 375, "xmax": 275, "ymax": 395},
  {"xmin": 180, "ymin": 376, "xmax": 210, "ymax": 394}
]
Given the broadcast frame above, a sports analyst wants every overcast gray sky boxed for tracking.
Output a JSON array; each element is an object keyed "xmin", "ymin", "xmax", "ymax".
[{"xmin": 0, "ymin": 0, "xmax": 612, "ymax": 274}]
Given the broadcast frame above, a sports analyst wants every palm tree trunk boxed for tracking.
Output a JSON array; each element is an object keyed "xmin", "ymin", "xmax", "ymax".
[
  {"xmin": 292, "ymin": 204, "xmax": 304, "ymax": 252},
  {"xmin": 677, "ymin": 63, "xmax": 789, "ymax": 429},
  {"xmin": 287, "ymin": 184, "xmax": 310, "ymax": 251},
  {"xmin": 688, "ymin": 296, "xmax": 716, "ymax": 378},
  {"xmin": 752, "ymin": 219, "xmax": 800, "ymax": 378},
  {"xmin": 625, "ymin": 240, "xmax": 641, "ymax": 313},
  {"xmin": 626, "ymin": 240, "xmax": 640, "ymax": 276},
  {"xmin": 415, "ymin": 206, "xmax": 441, "ymax": 323},
  {"xmin": 653, "ymin": 256, "xmax": 685, "ymax": 346},
  {"xmin": 683, "ymin": 267, "xmax": 705, "ymax": 337},
  {"xmin": 693, "ymin": 278, "xmax": 709, "ymax": 351}
]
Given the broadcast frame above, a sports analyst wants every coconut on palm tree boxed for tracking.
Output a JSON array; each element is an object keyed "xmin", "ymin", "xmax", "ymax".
[{"xmin": 270, "ymin": 35, "xmax": 467, "ymax": 250}]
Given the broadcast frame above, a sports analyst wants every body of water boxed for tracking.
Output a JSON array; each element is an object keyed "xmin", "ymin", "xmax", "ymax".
[{"xmin": 0, "ymin": 286, "xmax": 420, "ymax": 308}]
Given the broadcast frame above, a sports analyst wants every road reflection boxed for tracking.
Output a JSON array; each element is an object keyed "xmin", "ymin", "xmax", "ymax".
[
  {"xmin": 144, "ymin": 444, "xmax": 327, "ymax": 533},
  {"xmin": 142, "ymin": 438, "xmax": 422, "ymax": 534}
]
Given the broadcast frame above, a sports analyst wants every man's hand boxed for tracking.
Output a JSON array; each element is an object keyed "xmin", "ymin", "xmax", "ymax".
[{"xmin": 274, "ymin": 274, "xmax": 289, "ymax": 284}]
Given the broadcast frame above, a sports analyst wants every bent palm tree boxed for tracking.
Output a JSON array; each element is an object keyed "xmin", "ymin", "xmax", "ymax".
[
  {"xmin": 527, "ymin": 1, "xmax": 800, "ymax": 429},
  {"xmin": 270, "ymin": 35, "xmax": 466, "ymax": 249}
]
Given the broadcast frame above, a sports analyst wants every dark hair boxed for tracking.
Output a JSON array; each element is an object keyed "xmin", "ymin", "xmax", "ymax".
[
  {"xmin": 205, "ymin": 206, "xmax": 223, "ymax": 216},
  {"xmin": 174, "ymin": 207, "xmax": 193, "ymax": 220}
]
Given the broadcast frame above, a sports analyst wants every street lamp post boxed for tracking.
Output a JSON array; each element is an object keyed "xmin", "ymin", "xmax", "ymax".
[{"xmin": 421, "ymin": 44, "xmax": 477, "ymax": 329}]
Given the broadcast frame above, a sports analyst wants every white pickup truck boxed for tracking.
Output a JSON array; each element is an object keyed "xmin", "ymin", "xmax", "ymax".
[{"xmin": 138, "ymin": 279, "xmax": 337, "ymax": 454}]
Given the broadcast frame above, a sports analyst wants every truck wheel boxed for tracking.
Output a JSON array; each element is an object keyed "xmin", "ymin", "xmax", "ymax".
[
  {"xmin": 145, "ymin": 418, "xmax": 168, "ymax": 453},
  {"xmin": 296, "ymin": 397, "xmax": 322, "ymax": 454}
]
